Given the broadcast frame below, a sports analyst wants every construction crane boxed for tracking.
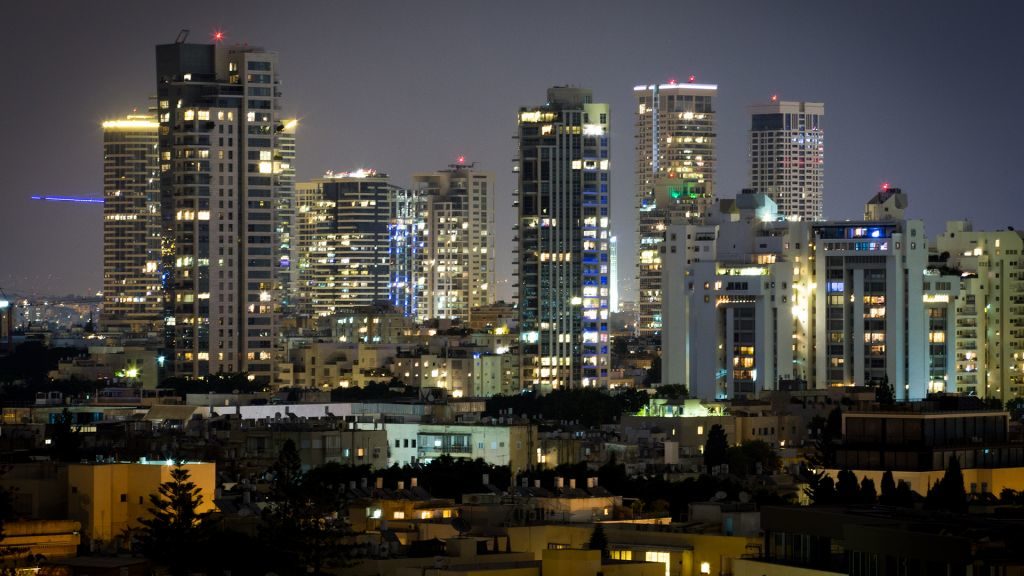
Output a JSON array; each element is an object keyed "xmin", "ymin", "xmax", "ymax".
[{"xmin": 31, "ymin": 195, "xmax": 104, "ymax": 204}]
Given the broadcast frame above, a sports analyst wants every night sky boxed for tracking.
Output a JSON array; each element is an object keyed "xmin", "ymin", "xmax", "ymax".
[{"xmin": 3, "ymin": 1, "xmax": 1023, "ymax": 301}]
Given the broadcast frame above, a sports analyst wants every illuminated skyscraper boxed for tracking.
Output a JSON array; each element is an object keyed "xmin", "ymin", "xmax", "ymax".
[
  {"xmin": 610, "ymin": 235, "xmax": 619, "ymax": 314},
  {"xmin": 411, "ymin": 161, "xmax": 495, "ymax": 322},
  {"xmin": 516, "ymin": 87, "xmax": 611, "ymax": 392},
  {"xmin": 296, "ymin": 170, "xmax": 417, "ymax": 318},
  {"xmin": 634, "ymin": 81, "xmax": 717, "ymax": 335},
  {"xmin": 156, "ymin": 41, "xmax": 291, "ymax": 382},
  {"xmin": 101, "ymin": 113, "xmax": 162, "ymax": 337},
  {"xmin": 276, "ymin": 119, "xmax": 298, "ymax": 308},
  {"xmin": 749, "ymin": 99, "xmax": 824, "ymax": 221}
]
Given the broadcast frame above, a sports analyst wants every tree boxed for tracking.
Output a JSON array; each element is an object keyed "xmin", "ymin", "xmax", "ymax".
[
  {"xmin": 836, "ymin": 469, "xmax": 860, "ymax": 505},
  {"xmin": 860, "ymin": 477, "xmax": 877, "ymax": 505},
  {"xmin": 875, "ymin": 375, "xmax": 895, "ymax": 405},
  {"xmin": 262, "ymin": 444, "xmax": 351, "ymax": 575},
  {"xmin": 704, "ymin": 425, "xmax": 728, "ymax": 471},
  {"xmin": 805, "ymin": 473, "xmax": 835, "ymax": 506},
  {"xmin": 270, "ymin": 439, "xmax": 303, "ymax": 500},
  {"xmin": 894, "ymin": 480, "xmax": 915, "ymax": 507},
  {"xmin": 642, "ymin": 356, "xmax": 662, "ymax": 386},
  {"xmin": 49, "ymin": 408, "xmax": 81, "ymax": 462},
  {"xmin": 807, "ymin": 407, "xmax": 842, "ymax": 469},
  {"xmin": 654, "ymin": 384, "xmax": 689, "ymax": 400},
  {"xmin": 587, "ymin": 523, "xmax": 609, "ymax": 559},
  {"xmin": 879, "ymin": 470, "xmax": 897, "ymax": 505},
  {"xmin": 137, "ymin": 464, "xmax": 214, "ymax": 576},
  {"xmin": 927, "ymin": 455, "xmax": 967, "ymax": 514}
]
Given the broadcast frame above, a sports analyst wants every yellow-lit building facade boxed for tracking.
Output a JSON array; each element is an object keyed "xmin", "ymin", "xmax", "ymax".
[
  {"xmin": 67, "ymin": 462, "xmax": 216, "ymax": 545},
  {"xmin": 508, "ymin": 524, "xmax": 758, "ymax": 576}
]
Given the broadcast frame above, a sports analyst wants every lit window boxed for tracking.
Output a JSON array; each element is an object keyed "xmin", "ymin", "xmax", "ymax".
[{"xmin": 645, "ymin": 551, "xmax": 671, "ymax": 576}]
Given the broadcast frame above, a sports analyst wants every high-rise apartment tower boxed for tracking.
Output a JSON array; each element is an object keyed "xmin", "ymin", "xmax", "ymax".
[
  {"xmin": 411, "ymin": 162, "xmax": 495, "ymax": 322},
  {"xmin": 101, "ymin": 114, "xmax": 162, "ymax": 337},
  {"xmin": 296, "ymin": 170, "xmax": 416, "ymax": 319},
  {"xmin": 156, "ymin": 41, "xmax": 291, "ymax": 382},
  {"xmin": 749, "ymin": 99, "xmax": 824, "ymax": 221},
  {"xmin": 635, "ymin": 81, "xmax": 717, "ymax": 334},
  {"xmin": 516, "ymin": 87, "xmax": 611, "ymax": 392}
]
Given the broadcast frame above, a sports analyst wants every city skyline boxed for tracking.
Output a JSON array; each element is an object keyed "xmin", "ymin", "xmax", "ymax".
[{"xmin": 4, "ymin": 1, "xmax": 1024, "ymax": 299}]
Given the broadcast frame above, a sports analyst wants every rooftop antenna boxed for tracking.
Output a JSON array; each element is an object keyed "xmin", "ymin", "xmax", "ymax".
[{"xmin": 175, "ymin": 29, "xmax": 190, "ymax": 44}]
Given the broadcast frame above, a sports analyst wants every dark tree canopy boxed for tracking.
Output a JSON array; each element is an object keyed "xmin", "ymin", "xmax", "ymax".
[
  {"xmin": 137, "ymin": 465, "xmax": 214, "ymax": 576},
  {"xmin": 704, "ymin": 425, "xmax": 728, "ymax": 470},
  {"xmin": 261, "ymin": 442, "xmax": 352, "ymax": 575},
  {"xmin": 927, "ymin": 455, "xmax": 967, "ymax": 514},
  {"xmin": 836, "ymin": 469, "xmax": 861, "ymax": 505},
  {"xmin": 879, "ymin": 470, "xmax": 897, "ymax": 505},
  {"xmin": 588, "ymin": 523, "xmax": 609, "ymax": 558},
  {"xmin": 860, "ymin": 477, "xmax": 877, "ymax": 505}
]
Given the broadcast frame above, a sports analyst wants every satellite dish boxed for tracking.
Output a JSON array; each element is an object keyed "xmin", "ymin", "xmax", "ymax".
[
  {"xmin": 712, "ymin": 491, "xmax": 727, "ymax": 501},
  {"xmin": 738, "ymin": 491, "xmax": 751, "ymax": 503}
]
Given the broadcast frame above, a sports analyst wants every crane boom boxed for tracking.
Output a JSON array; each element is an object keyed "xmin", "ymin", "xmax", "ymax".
[{"xmin": 31, "ymin": 195, "xmax": 104, "ymax": 204}]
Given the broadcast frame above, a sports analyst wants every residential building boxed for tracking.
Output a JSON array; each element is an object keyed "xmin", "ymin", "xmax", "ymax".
[
  {"xmin": 472, "ymin": 352, "xmax": 519, "ymax": 397},
  {"xmin": 67, "ymin": 461, "xmax": 216, "ymax": 545},
  {"xmin": 156, "ymin": 41, "xmax": 291, "ymax": 382},
  {"xmin": 296, "ymin": 170, "xmax": 416, "ymax": 318},
  {"xmin": 101, "ymin": 114, "xmax": 162, "ymax": 337},
  {"xmin": 411, "ymin": 162, "xmax": 495, "ymax": 322},
  {"xmin": 508, "ymin": 519, "xmax": 760, "ymax": 576},
  {"xmin": 829, "ymin": 402, "xmax": 1024, "ymax": 497},
  {"xmin": 662, "ymin": 188, "xmax": 951, "ymax": 401},
  {"xmin": 813, "ymin": 188, "xmax": 931, "ymax": 399},
  {"xmin": 275, "ymin": 338, "xmax": 354, "ymax": 389},
  {"xmin": 749, "ymin": 99, "xmax": 824, "ymax": 221},
  {"xmin": 661, "ymin": 192, "xmax": 814, "ymax": 400},
  {"xmin": 933, "ymin": 221, "xmax": 1024, "ymax": 401},
  {"xmin": 385, "ymin": 421, "xmax": 538, "ymax": 473},
  {"xmin": 516, "ymin": 86, "xmax": 611, "ymax": 392},
  {"xmin": 331, "ymin": 302, "xmax": 414, "ymax": 344},
  {"xmin": 635, "ymin": 81, "xmax": 717, "ymax": 335},
  {"xmin": 468, "ymin": 300, "xmax": 517, "ymax": 332},
  {"xmin": 747, "ymin": 506, "xmax": 1024, "ymax": 575},
  {"xmin": 276, "ymin": 118, "xmax": 298, "ymax": 308}
]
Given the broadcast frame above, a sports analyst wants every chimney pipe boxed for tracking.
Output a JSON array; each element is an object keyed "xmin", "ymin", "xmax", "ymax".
[
  {"xmin": 556, "ymin": 477, "xmax": 564, "ymax": 489},
  {"xmin": 411, "ymin": 477, "xmax": 418, "ymax": 488},
  {"xmin": 376, "ymin": 477, "xmax": 383, "ymax": 489},
  {"xmin": 569, "ymin": 478, "xmax": 576, "ymax": 490},
  {"xmin": 398, "ymin": 480, "xmax": 405, "ymax": 490}
]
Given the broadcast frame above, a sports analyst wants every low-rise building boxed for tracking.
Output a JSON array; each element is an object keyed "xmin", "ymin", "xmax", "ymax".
[
  {"xmin": 828, "ymin": 401, "xmax": 1024, "ymax": 497},
  {"xmin": 67, "ymin": 461, "xmax": 216, "ymax": 546},
  {"xmin": 384, "ymin": 422, "xmax": 538, "ymax": 473}
]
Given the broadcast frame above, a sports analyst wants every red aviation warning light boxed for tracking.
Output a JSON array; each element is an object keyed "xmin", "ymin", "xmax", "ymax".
[
  {"xmin": 212, "ymin": 30, "xmax": 225, "ymax": 42},
  {"xmin": 770, "ymin": 94, "xmax": 779, "ymax": 102},
  {"xmin": 457, "ymin": 155, "xmax": 465, "ymax": 164},
  {"xmin": 688, "ymin": 75, "xmax": 696, "ymax": 83}
]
